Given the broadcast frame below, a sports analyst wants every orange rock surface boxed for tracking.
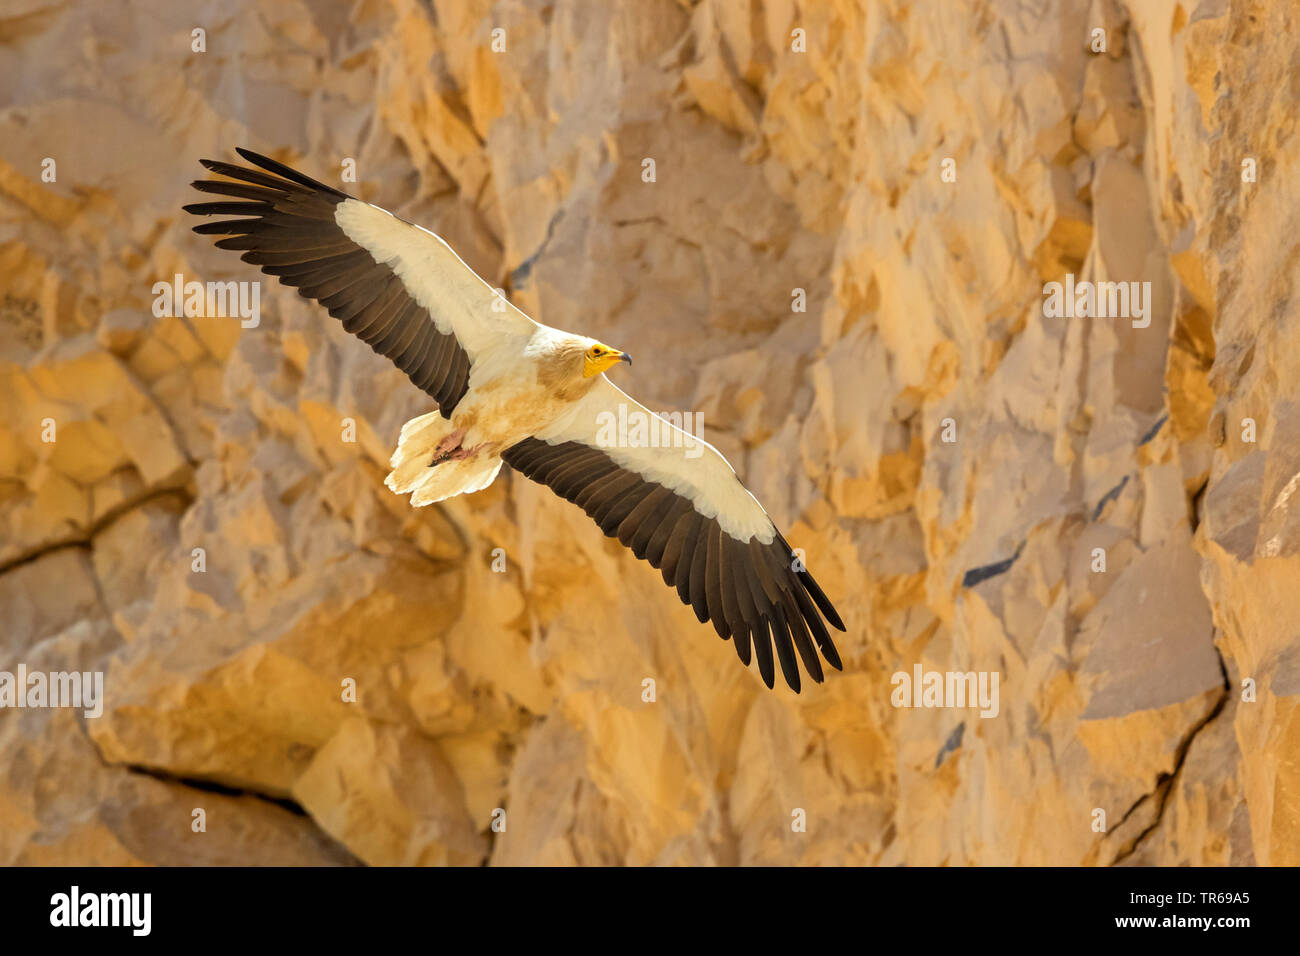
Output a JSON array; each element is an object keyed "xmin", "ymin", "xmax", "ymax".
[{"xmin": 0, "ymin": 0, "xmax": 1292, "ymax": 865}]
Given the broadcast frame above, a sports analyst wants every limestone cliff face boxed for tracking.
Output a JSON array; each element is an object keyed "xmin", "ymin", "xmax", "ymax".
[{"xmin": 0, "ymin": 0, "xmax": 1292, "ymax": 865}]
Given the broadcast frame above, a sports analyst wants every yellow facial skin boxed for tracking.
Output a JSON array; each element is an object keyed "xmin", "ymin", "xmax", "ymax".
[{"xmin": 582, "ymin": 343, "xmax": 632, "ymax": 377}]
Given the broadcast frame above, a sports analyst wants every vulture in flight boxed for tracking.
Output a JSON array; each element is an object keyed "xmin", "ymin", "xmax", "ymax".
[{"xmin": 186, "ymin": 148, "xmax": 845, "ymax": 691}]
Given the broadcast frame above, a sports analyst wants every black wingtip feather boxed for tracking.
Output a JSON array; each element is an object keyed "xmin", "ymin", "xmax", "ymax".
[
  {"xmin": 234, "ymin": 146, "xmax": 349, "ymax": 197},
  {"xmin": 798, "ymin": 568, "xmax": 846, "ymax": 631},
  {"xmin": 768, "ymin": 618, "xmax": 801, "ymax": 693},
  {"xmin": 734, "ymin": 626, "xmax": 752, "ymax": 666},
  {"xmin": 750, "ymin": 617, "xmax": 775, "ymax": 689},
  {"xmin": 191, "ymin": 220, "xmax": 249, "ymax": 234}
]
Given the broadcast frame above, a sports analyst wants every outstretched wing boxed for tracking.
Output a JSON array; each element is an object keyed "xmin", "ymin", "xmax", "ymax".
[
  {"xmin": 185, "ymin": 147, "xmax": 536, "ymax": 417},
  {"xmin": 502, "ymin": 378, "xmax": 845, "ymax": 692}
]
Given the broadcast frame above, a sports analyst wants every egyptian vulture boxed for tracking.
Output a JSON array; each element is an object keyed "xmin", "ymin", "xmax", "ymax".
[{"xmin": 186, "ymin": 149, "xmax": 845, "ymax": 691}]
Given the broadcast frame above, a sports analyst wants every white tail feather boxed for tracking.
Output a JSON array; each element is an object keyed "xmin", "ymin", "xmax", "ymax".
[{"xmin": 385, "ymin": 412, "xmax": 502, "ymax": 506}]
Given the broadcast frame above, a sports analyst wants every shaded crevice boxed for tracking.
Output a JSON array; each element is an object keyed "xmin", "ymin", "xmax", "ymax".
[
  {"xmin": 934, "ymin": 721, "xmax": 965, "ymax": 768},
  {"xmin": 1091, "ymin": 474, "xmax": 1130, "ymax": 521},
  {"xmin": 1111, "ymin": 790, "xmax": 1151, "ymax": 832},
  {"xmin": 1188, "ymin": 475, "xmax": 1209, "ymax": 533},
  {"xmin": 1108, "ymin": 651, "xmax": 1231, "ymax": 864},
  {"xmin": 510, "ymin": 208, "xmax": 565, "ymax": 287},
  {"xmin": 107, "ymin": 759, "xmax": 365, "ymax": 866},
  {"xmin": 478, "ymin": 717, "xmax": 531, "ymax": 867},
  {"xmin": 0, "ymin": 538, "xmax": 91, "ymax": 578},
  {"xmin": 480, "ymin": 813, "xmax": 503, "ymax": 867},
  {"xmin": 0, "ymin": 484, "xmax": 193, "ymax": 577},
  {"xmin": 1138, "ymin": 414, "xmax": 1169, "ymax": 446},
  {"xmin": 121, "ymin": 762, "xmax": 309, "ymax": 817},
  {"xmin": 961, "ymin": 541, "xmax": 1025, "ymax": 588},
  {"xmin": 1106, "ymin": 451, "xmax": 1229, "ymax": 855}
]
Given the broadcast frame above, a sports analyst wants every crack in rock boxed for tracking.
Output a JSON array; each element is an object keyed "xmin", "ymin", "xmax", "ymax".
[
  {"xmin": 0, "ymin": 486, "xmax": 192, "ymax": 577},
  {"xmin": 120, "ymin": 763, "xmax": 309, "ymax": 817},
  {"xmin": 1107, "ymin": 652, "xmax": 1231, "ymax": 865}
]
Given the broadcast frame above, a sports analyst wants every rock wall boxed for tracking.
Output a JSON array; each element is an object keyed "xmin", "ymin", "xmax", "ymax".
[{"xmin": 0, "ymin": 0, "xmax": 1293, "ymax": 865}]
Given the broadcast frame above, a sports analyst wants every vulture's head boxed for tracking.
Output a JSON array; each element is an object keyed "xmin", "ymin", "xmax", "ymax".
[
  {"xmin": 580, "ymin": 339, "xmax": 632, "ymax": 378},
  {"xmin": 540, "ymin": 334, "xmax": 632, "ymax": 388}
]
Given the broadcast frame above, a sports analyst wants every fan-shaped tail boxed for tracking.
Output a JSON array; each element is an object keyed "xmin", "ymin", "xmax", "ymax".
[{"xmin": 385, "ymin": 411, "xmax": 502, "ymax": 505}]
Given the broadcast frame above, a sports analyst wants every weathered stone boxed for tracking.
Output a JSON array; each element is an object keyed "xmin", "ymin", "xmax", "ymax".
[{"xmin": 0, "ymin": 0, "xmax": 1292, "ymax": 867}]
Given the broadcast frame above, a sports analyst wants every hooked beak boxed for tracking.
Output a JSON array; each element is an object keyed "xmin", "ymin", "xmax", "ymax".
[{"xmin": 584, "ymin": 348, "xmax": 632, "ymax": 377}]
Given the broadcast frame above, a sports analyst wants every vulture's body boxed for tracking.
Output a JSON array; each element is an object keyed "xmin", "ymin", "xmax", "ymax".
[{"xmin": 187, "ymin": 148, "xmax": 845, "ymax": 692}]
